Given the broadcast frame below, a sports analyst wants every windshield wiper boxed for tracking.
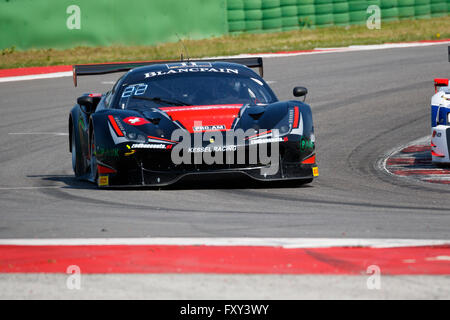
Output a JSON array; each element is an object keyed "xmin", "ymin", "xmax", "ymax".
[{"xmin": 132, "ymin": 96, "xmax": 192, "ymax": 106}]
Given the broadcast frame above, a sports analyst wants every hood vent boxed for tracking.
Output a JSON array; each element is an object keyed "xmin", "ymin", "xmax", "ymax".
[
  {"xmin": 142, "ymin": 111, "xmax": 162, "ymax": 125},
  {"xmin": 248, "ymin": 106, "xmax": 265, "ymax": 121}
]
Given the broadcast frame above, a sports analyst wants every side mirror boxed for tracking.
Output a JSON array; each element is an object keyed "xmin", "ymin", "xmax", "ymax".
[
  {"xmin": 293, "ymin": 86, "xmax": 308, "ymax": 98},
  {"xmin": 77, "ymin": 95, "xmax": 96, "ymax": 113}
]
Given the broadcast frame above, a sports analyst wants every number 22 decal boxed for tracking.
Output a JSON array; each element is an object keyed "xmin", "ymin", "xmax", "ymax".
[{"xmin": 121, "ymin": 84, "xmax": 148, "ymax": 98}]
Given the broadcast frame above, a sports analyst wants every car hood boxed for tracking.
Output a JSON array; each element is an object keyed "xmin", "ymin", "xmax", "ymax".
[
  {"xmin": 105, "ymin": 101, "xmax": 293, "ymax": 144},
  {"xmin": 159, "ymin": 104, "xmax": 242, "ymax": 133}
]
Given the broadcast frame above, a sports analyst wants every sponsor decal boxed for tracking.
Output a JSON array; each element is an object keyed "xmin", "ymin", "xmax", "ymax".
[
  {"xmin": 144, "ymin": 68, "xmax": 239, "ymax": 78},
  {"xmin": 131, "ymin": 143, "xmax": 166, "ymax": 149},
  {"xmin": 108, "ymin": 115, "xmax": 125, "ymax": 137},
  {"xmin": 123, "ymin": 117, "xmax": 150, "ymax": 126},
  {"xmin": 193, "ymin": 125, "xmax": 226, "ymax": 132},
  {"xmin": 250, "ymin": 137, "xmax": 283, "ymax": 145},
  {"xmin": 98, "ymin": 176, "xmax": 109, "ymax": 186},
  {"xmin": 167, "ymin": 62, "xmax": 212, "ymax": 69},
  {"xmin": 300, "ymin": 137, "xmax": 314, "ymax": 151},
  {"xmin": 121, "ymin": 84, "xmax": 148, "ymax": 98},
  {"xmin": 188, "ymin": 145, "xmax": 238, "ymax": 153},
  {"xmin": 95, "ymin": 147, "xmax": 119, "ymax": 157},
  {"xmin": 312, "ymin": 166, "xmax": 319, "ymax": 177},
  {"xmin": 171, "ymin": 128, "xmax": 281, "ymax": 176}
]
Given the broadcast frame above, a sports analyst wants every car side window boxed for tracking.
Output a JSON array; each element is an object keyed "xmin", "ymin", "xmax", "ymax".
[
  {"xmin": 104, "ymin": 91, "xmax": 112, "ymax": 108},
  {"xmin": 105, "ymin": 75, "xmax": 126, "ymax": 108}
]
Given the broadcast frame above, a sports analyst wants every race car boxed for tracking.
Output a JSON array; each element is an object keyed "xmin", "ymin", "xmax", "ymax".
[
  {"xmin": 69, "ymin": 57, "xmax": 318, "ymax": 187},
  {"xmin": 430, "ymin": 46, "xmax": 450, "ymax": 164}
]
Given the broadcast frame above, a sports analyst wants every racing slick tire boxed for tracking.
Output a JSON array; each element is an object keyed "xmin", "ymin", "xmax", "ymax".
[
  {"xmin": 71, "ymin": 123, "xmax": 84, "ymax": 177},
  {"xmin": 89, "ymin": 130, "xmax": 98, "ymax": 184}
]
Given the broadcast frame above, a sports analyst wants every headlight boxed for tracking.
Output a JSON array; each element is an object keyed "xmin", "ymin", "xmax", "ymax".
[
  {"xmin": 126, "ymin": 132, "xmax": 137, "ymax": 140},
  {"xmin": 126, "ymin": 132, "xmax": 146, "ymax": 142},
  {"xmin": 279, "ymin": 125, "xmax": 289, "ymax": 134},
  {"xmin": 447, "ymin": 112, "xmax": 450, "ymax": 124}
]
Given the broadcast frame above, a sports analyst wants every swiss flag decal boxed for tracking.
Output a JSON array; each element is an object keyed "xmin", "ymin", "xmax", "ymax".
[{"xmin": 123, "ymin": 117, "xmax": 150, "ymax": 126}]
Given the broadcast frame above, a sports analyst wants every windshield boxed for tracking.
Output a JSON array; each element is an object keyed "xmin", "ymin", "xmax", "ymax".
[{"xmin": 116, "ymin": 72, "xmax": 277, "ymax": 110}]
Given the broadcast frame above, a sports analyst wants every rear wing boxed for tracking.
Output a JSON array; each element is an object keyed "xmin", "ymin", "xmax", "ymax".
[
  {"xmin": 72, "ymin": 57, "xmax": 263, "ymax": 87},
  {"xmin": 434, "ymin": 78, "xmax": 449, "ymax": 93}
]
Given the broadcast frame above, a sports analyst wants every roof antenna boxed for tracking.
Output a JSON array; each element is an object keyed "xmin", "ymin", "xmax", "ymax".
[{"xmin": 175, "ymin": 33, "xmax": 190, "ymax": 62}]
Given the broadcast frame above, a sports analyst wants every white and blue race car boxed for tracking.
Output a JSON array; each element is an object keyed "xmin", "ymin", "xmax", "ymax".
[{"xmin": 431, "ymin": 47, "xmax": 450, "ymax": 164}]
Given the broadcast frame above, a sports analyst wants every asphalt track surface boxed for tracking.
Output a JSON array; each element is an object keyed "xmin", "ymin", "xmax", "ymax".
[{"xmin": 1, "ymin": 44, "xmax": 450, "ymax": 240}]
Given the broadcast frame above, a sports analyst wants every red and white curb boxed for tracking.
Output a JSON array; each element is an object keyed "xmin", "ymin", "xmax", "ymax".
[
  {"xmin": 381, "ymin": 136, "xmax": 450, "ymax": 185},
  {"xmin": 0, "ymin": 65, "xmax": 72, "ymax": 83},
  {"xmin": 1, "ymin": 39, "xmax": 449, "ymax": 83},
  {"xmin": 1, "ymin": 238, "xmax": 449, "ymax": 275}
]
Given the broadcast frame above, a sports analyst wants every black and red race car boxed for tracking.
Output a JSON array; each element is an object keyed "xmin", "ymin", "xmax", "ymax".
[{"xmin": 69, "ymin": 58, "xmax": 318, "ymax": 187}]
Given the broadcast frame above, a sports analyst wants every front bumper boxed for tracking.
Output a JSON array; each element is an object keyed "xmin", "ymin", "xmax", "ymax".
[{"xmin": 95, "ymin": 139, "xmax": 318, "ymax": 187}]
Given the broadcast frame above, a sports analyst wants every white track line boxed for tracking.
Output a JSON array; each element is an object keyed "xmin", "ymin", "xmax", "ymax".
[
  {"xmin": 208, "ymin": 40, "xmax": 450, "ymax": 59},
  {"xmin": 8, "ymin": 132, "xmax": 68, "ymax": 136},
  {"xmin": 1, "ymin": 41, "xmax": 449, "ymax": 84},
  {"xmin": 0, "ymin": 237, "xmax": 448, "ymax": 248},
  {"xmin": 0, "ymin": 71, "xmax": 72, "ymax": 83}
]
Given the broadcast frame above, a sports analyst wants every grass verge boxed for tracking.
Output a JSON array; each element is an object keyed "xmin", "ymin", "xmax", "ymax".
[{"xmin": 1, "ymin": 16, "xmax": 449, "ymax": 69}]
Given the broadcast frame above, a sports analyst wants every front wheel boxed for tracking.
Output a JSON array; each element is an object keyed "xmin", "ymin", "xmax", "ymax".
[
  {"xmin": 71, "ymin": 126, "xmax": 84, "ymax": 177},
  {"xmin": 89, "ymin": 131, "xmax": 98, "ymax": 183}
]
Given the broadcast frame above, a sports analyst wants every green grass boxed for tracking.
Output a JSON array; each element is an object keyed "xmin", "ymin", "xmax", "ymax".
[{"xmin": 1, "ymin": 16, "xmax": 449, "ymax": 69}]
